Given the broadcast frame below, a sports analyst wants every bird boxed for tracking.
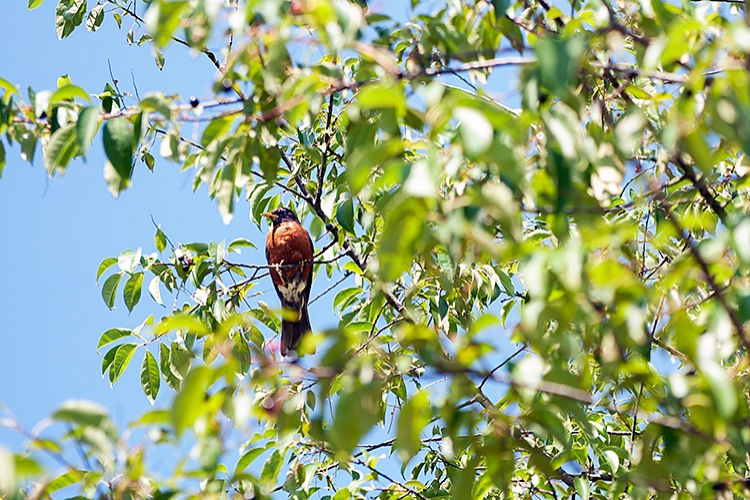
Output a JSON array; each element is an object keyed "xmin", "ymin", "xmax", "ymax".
[{"xmin": 262, "ymin": 207, "xmax": 314, "ymax": 356}]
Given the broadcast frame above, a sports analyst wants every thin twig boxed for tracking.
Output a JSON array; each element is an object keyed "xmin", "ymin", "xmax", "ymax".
[
  {"xmin": 478, "ymin": 343, "xmax": 528, "ymax": 389},
  {"xmin": 309, "ymin": 271, "xmax": 352, "ymax": 305},
  {"xmin": 316, "ymin": 92, "xmax": 337, "ymax": 208}
]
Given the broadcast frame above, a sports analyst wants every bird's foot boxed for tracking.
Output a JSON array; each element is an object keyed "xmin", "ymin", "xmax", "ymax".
[{"xmin": 275, "ymin": 259, "xmax": 287, "ymax": 285}]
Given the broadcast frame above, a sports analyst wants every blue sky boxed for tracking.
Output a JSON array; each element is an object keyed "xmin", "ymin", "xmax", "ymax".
[{"xmin": 0, "ymin": 1, "xmax": 276, "ymax": 446}]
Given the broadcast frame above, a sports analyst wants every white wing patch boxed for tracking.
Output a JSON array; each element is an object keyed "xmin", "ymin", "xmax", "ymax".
[{"xmin": 277, "ymin": 277, "xmax": 308, "ymax": 307}]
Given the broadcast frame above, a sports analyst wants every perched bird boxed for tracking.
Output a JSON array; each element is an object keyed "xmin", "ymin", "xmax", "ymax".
[{"xmin": 262, "ymin": 207, "xmax": 314, "ymax": 356}]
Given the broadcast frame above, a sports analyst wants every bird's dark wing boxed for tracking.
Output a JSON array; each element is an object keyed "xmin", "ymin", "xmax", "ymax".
[
  {"xmin": 265, "ymin": 231, "xmax": 284, "ymax": 302},
  {"xmin": 302, "ymin": 231, "xmax": 314, "ymax": 303}
]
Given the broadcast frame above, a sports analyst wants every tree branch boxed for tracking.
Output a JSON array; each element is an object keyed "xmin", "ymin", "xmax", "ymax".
[
  {"xmin": 674, "ymin": 156, "xmax": 728, "ymax": 224},
  {"xmin": 660, "ymin": 201, "xmax": 749, "ymax": 351},
  {"xmin": 316, "ymin": 92, "xmax": 337, "ymax": 208}
]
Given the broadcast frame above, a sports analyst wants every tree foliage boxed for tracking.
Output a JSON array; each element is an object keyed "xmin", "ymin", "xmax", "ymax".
[{"xmin": 3, "ymin": 0, "xmax": 750, "ymax": 498}]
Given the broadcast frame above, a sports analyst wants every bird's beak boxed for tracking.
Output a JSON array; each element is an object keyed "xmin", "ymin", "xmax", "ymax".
[{"xmin": 261, "ymin": 212, "xmax": 277, "ymax": 220}]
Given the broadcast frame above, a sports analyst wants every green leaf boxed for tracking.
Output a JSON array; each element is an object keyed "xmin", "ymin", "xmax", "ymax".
[
  {"xmin": 201, "ymin": 115, "xmax": 235, "ymax": 147},
  {"xmin": 55, "ymin": 0, "xmax": 87, "ymax": 39},
  {"xmin": 234, "ymin": 446, "xmax": 266, "ymax": 476},
  {"xmin": 28, "ymin": 0, "xmax": 45, "ymax": 9},
  {"xmin": 232, "ymin": 334, "xmax": 251, "ymax": 375},
  {"xmin": 101, "ymin": 345, "xmax": 119, "ymax": 375},
  {"xmin": 333, "ymin": 286, "xmax": 362, "ymax": 313},
  {"xmin": 148, "ymin": 276, "xmax": 163, "ymax": 306},
  {"xmin": 395, "ymin": 390, "xmax": 429, "ymax": 463},
  {"xmin": 159, "ymin": 342, "xmax": 182, "ymax": 391},
  {"xmin": 43, "ymin": 123, "xmax": 78, "ymax": 175},
  {"xmin": 140, "ymin": 350, "xmax": 160, "ymax": 403},
  {"xmin": 330, "ymin": 381, "xmax": 383, "ymax": 457},
  {"xmin": 227, "ymin": 237, "xmax": 256, "ymax": 253},
  {"xmin": 52, "ymin": 400, "xmax": 116, "ymax": 437},
  {"xmin": 96, "ymin": 258, "xmax": 118, "ymax": 282},
  {"xmin": 13, "ymin": 455, "xmax": 42, "ymax": 477},
  {"xmin": 154, "ymin": 226, "xmax": 167, "ymax": 253},
  {"xmin": 216, "ymin": 162, "xmax": 236, "ymax": 224},
  {"xmin": 46, "ymin": 470, "xmax": 85, "ymax": 493},
  {"xmin": 155, "ymin": 314, "xmax": 211, "ymax": 337},
  {"xmin": 357, "ymin": 83, "xmax": 406, "ymax": 115},
  {"xmin": 49, "ymin": 84, "xmax": 91, "ymax": 107},
  {"xmin": 452, "ymin": 456, "xmax": 479, "ymax": 500},
  {"xmin": 142, "ymin": 150, "xmax": 155, "ymax": 171},
  {"xmin": 260, "ymin": 449, "xmax": 283, "ymax": 487},
  {"xmin": 57, "ymin": 75, "xmax": 72, "ymax": 88},
  {"xmin": 101, "ymin": 272, "xmax": 122, "ymax": 309},
  {"xmin": 86, "ymin": 3, "xmax": 104, "ymax": 31},
  {"xmin": 145, "ymin": 0, "xmax": 188, "ymax": 47},
  {"xmin": 104, "ymin": 160, "xmax": 129, "ymax": 197},
  {"xmin": 118, "ymin": 248, "xmax": 142, "ymax": 274},
  {"xmin": 574, "ymin": 475, "xmax": 590, "ymax": 500},
  {"xmin": 336, "ymin": 197, "xmax": 355, "ymax": 234},
  {"xmin": 208, "ymin": 241, "xmax": 226, "ymax": 266},
  {"xmin": 169, "ymin": 342, "xmax": 192, "ymax": 380},
  {"xmin": 132, "ymin": 409, "xmax": 170, "ymax": 426},
  {"xmin": 154, "ymin": 46, "xmax": 165, "ymax": 70},
  {"xmin": 110, "ymin": 343, "xmax": 137, "ymax": 384},
  {"xmin": 139, "ymin": 92, "xmax": 171, "ymax": 120},
  {"xmin": 702, "ymin": 362, "xmax": 737, "ymax": 419},
  {"xmin": 76, "ymin": 106, "xmax": 100, "ymax": 156},
  {"xmin": 0, "ymin": 77, "xmax": 19, "ymax": 97},
  {"xmin": 97, "ymin": 328, "xmax": 132, "ymax": 350},
  {"xmin": 123, "ymin": 272, "xmax": 144, "ymax": 312},
  {"xmin": 103, "ymin": 117, "xmax": 134, "ymax": 180},
  {"xmin": 491, "ymin": 0, "xmax": 509, "ymax": 14},
  {"xmin": 497, "ymin": 269, "xmax": 515, "ymax": 296},
  {"xmin": 171, "ymin": 366, "xmax": 210, "ymax": 437},
  {"xmin": 454, "ymin": 107, "xmax": 493, "ymax": 159}
]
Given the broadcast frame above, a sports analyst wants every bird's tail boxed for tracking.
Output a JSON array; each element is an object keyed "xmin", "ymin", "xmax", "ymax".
[{"xmin": 281, "ymin": 307, "xmax": 311, "ymax": 356}]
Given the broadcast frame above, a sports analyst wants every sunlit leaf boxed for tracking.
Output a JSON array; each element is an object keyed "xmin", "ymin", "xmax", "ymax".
[
  {"xmin": 43, "ymin": 123, "xmax": 78, "ymax": 175},
  {"xmin": 86, "ymin": 3, "xmax": 104, "ymax": 31},
  {"xmin": 52, "ymin": 400, "xmax": 116, "ymax": 438},
  {"xmin": 144, "ymin": 0, "xmax": 188, "ymax": 47},
  {"xmin": 123, "ymin": 271, "xmax": 144, "ymax": 312},
  {"xmin": 46, "ymin": 469, "xmax": 85, "ymax": 494},
  {"xmin": 101, "ymin": 272, "xmax": 122, "ymax": 310},
  {"xmin": 154, "ymin": 314, "xmax": 211, "ymax": 337},
  {"xmin": 148, "ymin": 276, "xmax": 163, "ymax": 306},
  {"xmin": 155, "ymin": 226, "xmax": 167, "ymax": 253},
  {"xmin": 110, "ymin": 343, "xmax": 137, "ymax": 384},
  {"xmin": 103, "ymin": 117, "xmax": 134, "ymax": 180},
  {"xmin": 55, "ymin": 0, "xmax": 86, "ymax": 39},
  {"xmin": 260, "ymin": 449, "xmax": 284, "ymax": 487},
  {"xmin": 97, "ymin": 328, "xmax": 132, "ymax": 350},
  {"xmin": 336, "ymin": 197, "xmax": 355, "ymax": 234},
  {"xmin": 139, "ymin": 92, "xmax": 171, "ymax": 120},
  {"xmin": 76, "ymin": 106, "xmax": 100, "ymax": 155},
  {"xmin": 395, "ymin": 390, "xmax": 429, "ymax": 463},
  {"xmin": 118, "ymin": 248, "xmax": 142, "ymax": 274},
  {"xmin": 140, "ymin": 350, "xmax": 160, "ymax": 404},
  {"xmin": 49, "ymin": 84, "xmax": 91, "ymax": 106},
  {"xmin": 171, "ymin": 366, "xmax": 210, "ymax": 437}
]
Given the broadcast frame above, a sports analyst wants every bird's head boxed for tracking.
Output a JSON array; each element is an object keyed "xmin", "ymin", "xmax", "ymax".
[{"xmin": 261, "ymin": 207, "xmax": 299, "ymax": 227}]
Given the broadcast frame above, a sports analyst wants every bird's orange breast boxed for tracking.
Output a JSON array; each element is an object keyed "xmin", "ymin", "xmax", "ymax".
[{"xmin": 266, "ymin": 221, "xmax": 313, "ymax": 284}]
